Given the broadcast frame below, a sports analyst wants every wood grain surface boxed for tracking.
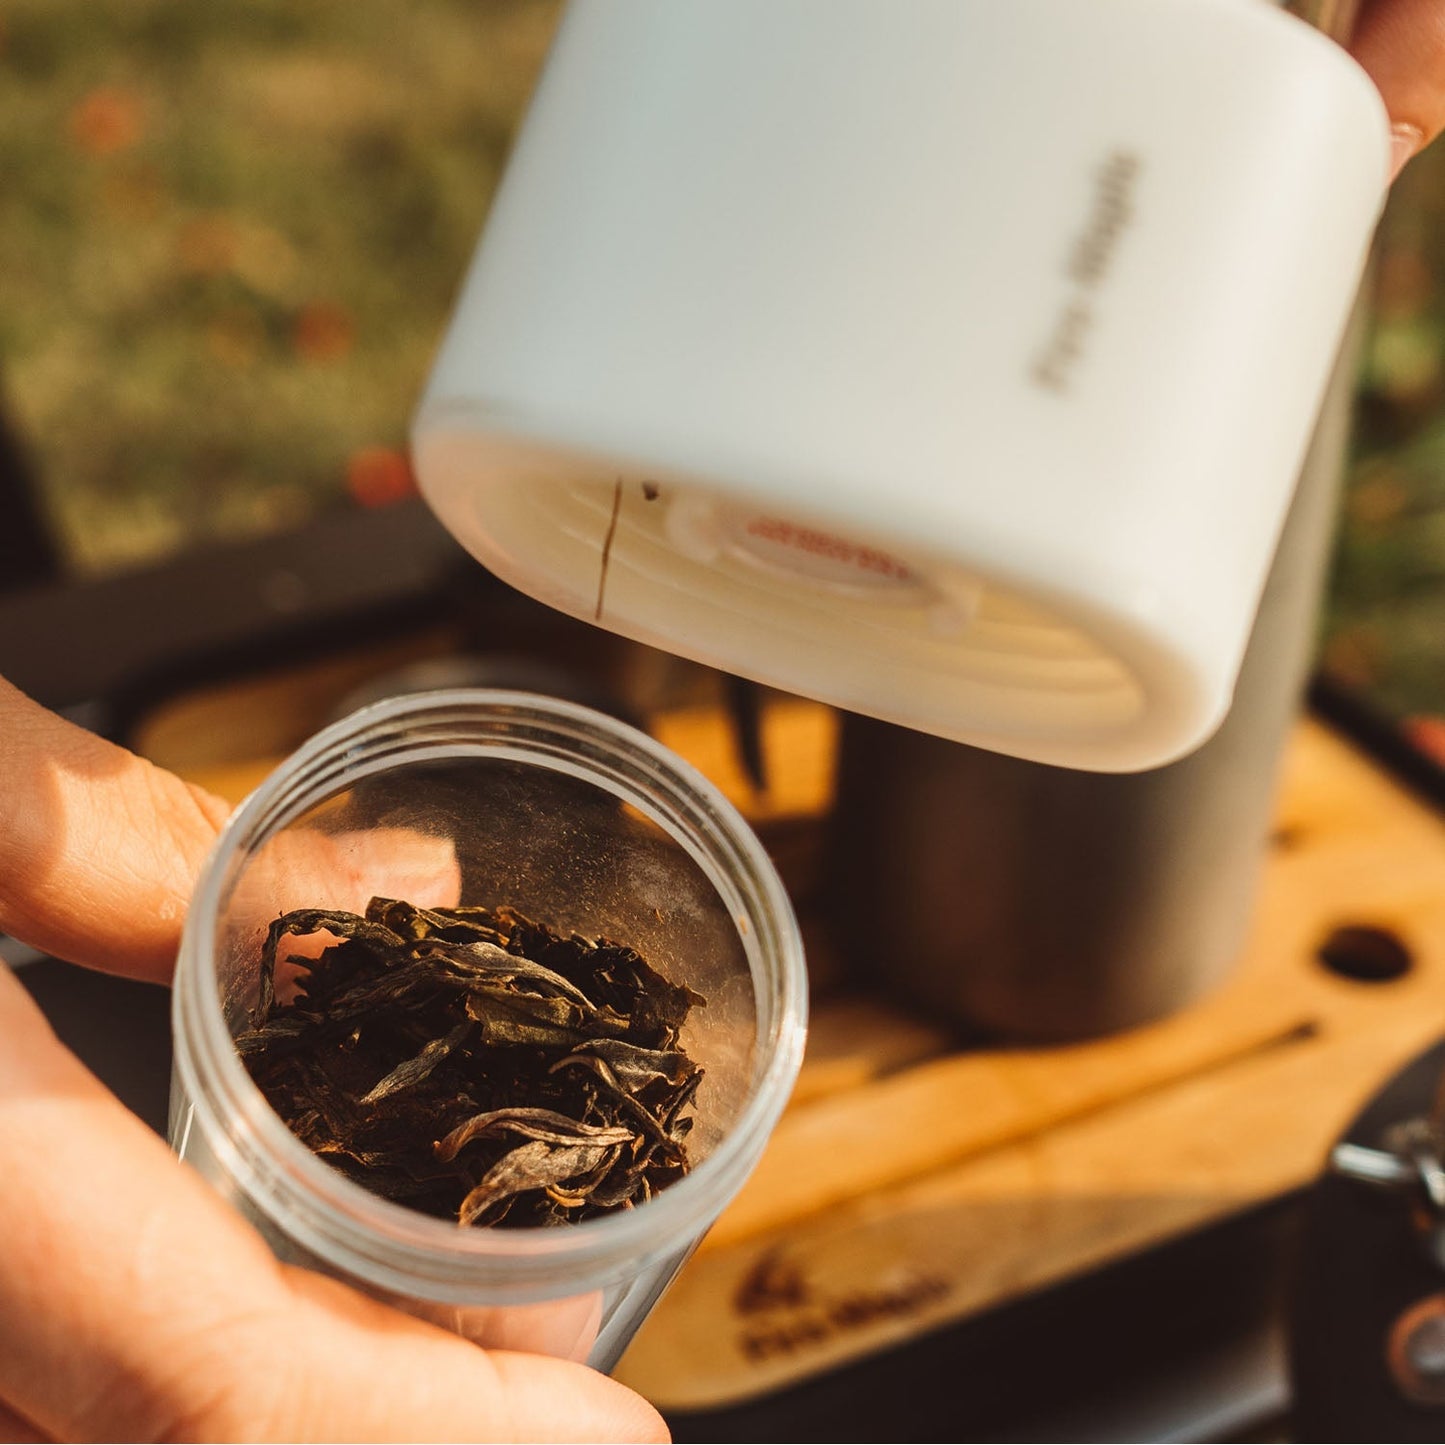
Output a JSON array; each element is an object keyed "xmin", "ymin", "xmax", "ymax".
[{"xmin": 613, "ymin": 718, "xmax": 1445, "ymax": 1408}]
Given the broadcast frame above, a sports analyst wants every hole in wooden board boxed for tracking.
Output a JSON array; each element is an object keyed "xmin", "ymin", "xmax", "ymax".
[{"xmin": 1316, "ymin": 924, "xmax": 1414, "ymax": 983}]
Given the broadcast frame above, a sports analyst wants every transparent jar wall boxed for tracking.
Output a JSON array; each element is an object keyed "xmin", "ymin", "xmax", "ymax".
[
  {"xmin": 168, "ymin": 1067, "xmax": 690, "ymax": 1367},
  {"xmin": 170, "ymin": 693, "xmax": 803, "ymax": 1372}
]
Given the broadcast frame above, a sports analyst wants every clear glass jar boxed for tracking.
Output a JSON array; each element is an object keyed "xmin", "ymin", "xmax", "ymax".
[{"xmin": 170, "ymin": 689, "xmax": 807, "ymax": 1370}]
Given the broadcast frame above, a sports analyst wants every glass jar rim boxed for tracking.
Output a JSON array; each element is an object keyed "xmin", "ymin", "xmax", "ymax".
[{"xmin": 173, "ymin": 687, "xmax": 807, "ymax": 1300}]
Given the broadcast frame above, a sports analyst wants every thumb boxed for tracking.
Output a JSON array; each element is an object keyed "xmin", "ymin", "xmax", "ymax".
[
  {"xmin": 1349, "ymin": 0, "xmax": 1445, "ymax": 178},
  {"xmin": 282, "ymin": 1269, "xmax": 671, "ymax": 1443}
]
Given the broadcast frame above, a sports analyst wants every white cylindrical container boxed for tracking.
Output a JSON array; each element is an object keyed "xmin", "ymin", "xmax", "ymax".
[
  {"xmin": 170, "ymin": 691, "xmax": 806, "ymax": 1370},
  {"xmin": 414, "ymin": 0, "xmax": 1388, "ymax": 772}
]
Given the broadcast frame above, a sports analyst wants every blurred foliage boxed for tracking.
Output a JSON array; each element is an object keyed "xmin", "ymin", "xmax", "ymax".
[
  {"xmin": 1328, "ymin": 141, "xmax": 1445, "ymax": 729},
  {"xmin": 0, "ymin": 0, "xmax": 559, "ymax": 573}
]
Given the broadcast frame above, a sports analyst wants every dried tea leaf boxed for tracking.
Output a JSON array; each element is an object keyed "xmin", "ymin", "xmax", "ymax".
[
  {"xmin": 413, "ymin": 937, "xmax": 599, "ymax": 1006},
  {"xmin": 359, "ymin": 1020, "xmax": 474, "ymax": 1105},
  {"xmin": 233, "ymin": 1017, "xmax": 310, "ymax": 1057},
  {"xmin": 457, "ymin": 1141, "xmax": 612, "ymax": 1227},
  {"xmin": 435, "ymin": 1107, "xmax": 635, "ymax": 1161},
  {"xmin": 367, "ymin": 897, "xmax": 508, "ymax": 948},
  {"xmin": 257, "ymin": 909, "xmax": 404, "ymax": 1017},
  {"xmin": 241, "ymin": 898, "xmax": 707, "ymax": 1228},
  {"xmin": 551, "ymin": 1039, "xmax": 698, "ymax": 1092}
]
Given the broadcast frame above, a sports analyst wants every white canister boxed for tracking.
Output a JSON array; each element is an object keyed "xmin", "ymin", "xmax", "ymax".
[{"xmin": 413, "ymin": 0, "xmax": 1388, "ymax": 772}]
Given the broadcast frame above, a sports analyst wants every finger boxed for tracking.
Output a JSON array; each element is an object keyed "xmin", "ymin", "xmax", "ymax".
[
  {"xmin": 447, "ymin": 1344, "xmax": 670, "ymax": 1443},
  {"xmin": 229, "ymin": 825, "xmax": 463, "ymax": 1005},
  {"xmin": 1350, "ymin": 0, "xmax": 1445, "ymax": 177},
  {"xmin": 280, "ymin": 1271, "xmax": 670, "ymax": 1443},
  {"xmin": 0, "ymin": 679, "xmax": 461, "ymax": 985},
  {"xmin": 487, "ymin": 1352, "xmax": 669, "ymax": 1444},
  {"xmin": 0, "ymin": 966, "xmax": 666, "ymax": 1443},
  {"xmin": 0, "ymin": 1402, "xmax": 48, "ymax": 1444},
  {"xmin": 0, "ymin": 963, "xmax": 293, "ymax": 1441},
  {"xmin": 0, "ymin": 678, "xmax": 231, "ymax": 981}
]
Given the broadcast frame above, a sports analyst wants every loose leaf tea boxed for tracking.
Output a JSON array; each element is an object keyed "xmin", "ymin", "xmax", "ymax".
[{"xmin": 238, "ymin": 897, "xmax": 706, "ymax": 1228}]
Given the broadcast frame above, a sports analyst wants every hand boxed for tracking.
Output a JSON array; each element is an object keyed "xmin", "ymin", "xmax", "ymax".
[
  {"xmin": 1350, "ymin": 0, "xmax": 1445, "ymax": 178},
  {"xmin": 0, "ymin": 680, "xmax": 668, "ymax": 1443}
]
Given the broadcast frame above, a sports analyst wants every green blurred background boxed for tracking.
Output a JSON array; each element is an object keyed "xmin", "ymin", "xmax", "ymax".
[
  {"xmin": 0, "ymin": 0, "xmax": 558, "ymax": 571},
  {"xmin": 1329, "ymin": 148, "xmax": 1445, "ymax": 741},
  {"xmin": 4, "ymin": 0, "xmax": 1445, "ymax": 744}
]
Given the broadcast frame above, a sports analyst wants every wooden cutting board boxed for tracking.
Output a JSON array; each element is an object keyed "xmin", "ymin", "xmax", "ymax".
[{"xmin": 613, "ymin": 712, "xmax": 1445, "ymax": 1411}]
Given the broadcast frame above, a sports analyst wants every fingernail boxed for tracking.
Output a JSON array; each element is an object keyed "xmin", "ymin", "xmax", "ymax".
[{"xmin": 1389, "ymin": 122, "xmax": 1425, "ymax": 184}]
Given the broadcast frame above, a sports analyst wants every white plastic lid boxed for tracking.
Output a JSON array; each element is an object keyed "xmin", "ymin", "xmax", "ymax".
[{"xmin": 413, "ymin": 0, "xmax": 1387, "ymax": 772}]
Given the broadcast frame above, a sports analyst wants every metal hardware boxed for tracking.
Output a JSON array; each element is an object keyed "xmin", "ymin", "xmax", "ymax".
[
  {"xmin": 1331, "ymin": 1119, "xmax": 1445, "ymax": 1272},
  {"xmin": 1388, "ymin": 1295, "xmax": 1445, "ymax": 1408}
]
